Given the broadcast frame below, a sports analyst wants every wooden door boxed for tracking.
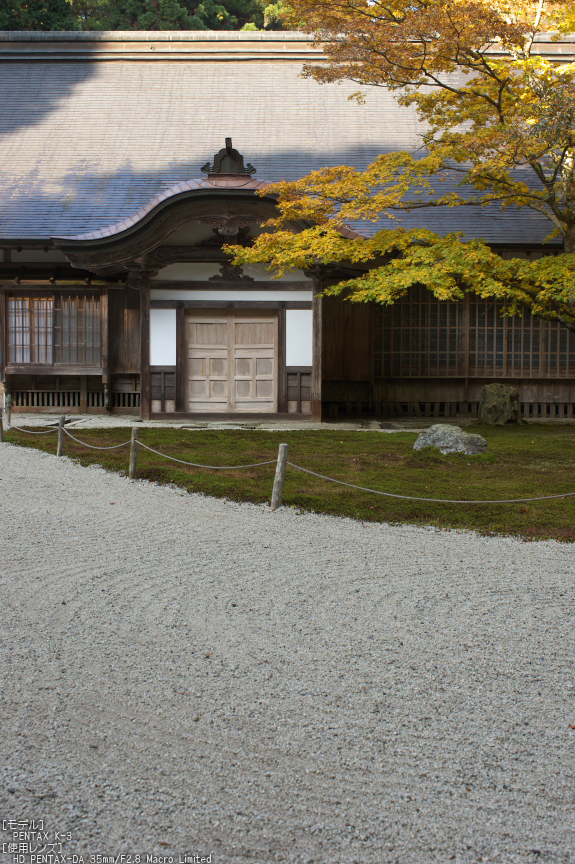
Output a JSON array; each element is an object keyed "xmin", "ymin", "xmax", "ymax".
[
  {"xmin": 186, "ymin": 312, "xmax": 229, "ymax": 412},
  {"xmin": 186, "ymin": 310, "xmax": 277, "ymax": 413}
]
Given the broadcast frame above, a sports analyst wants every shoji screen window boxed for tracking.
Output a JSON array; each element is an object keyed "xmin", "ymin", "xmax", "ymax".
[{"xmin": 8, "ymin": 294, "xmax": 101, "ymax": 365}]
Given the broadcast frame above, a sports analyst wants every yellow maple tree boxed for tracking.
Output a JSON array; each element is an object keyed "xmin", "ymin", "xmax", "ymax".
[{"xmin": 230, "ymin": 0, "xmax": 575, "ymax": 331}]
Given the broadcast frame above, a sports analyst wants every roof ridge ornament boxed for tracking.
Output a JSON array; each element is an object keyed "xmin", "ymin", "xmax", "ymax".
[{"xmin": 201, "ymin": 138, "xmax": 256, "ymax": 176}]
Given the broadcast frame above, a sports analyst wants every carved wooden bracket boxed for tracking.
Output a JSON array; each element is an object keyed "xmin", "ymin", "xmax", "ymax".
[
  {"xmin": 199, "ymin": 216, "xmax": 259, "ymax": 236},
  {"xmin": 195, "ymin": 227, "xmax": 252, "ymax": 248},
  {"xmin": 126, "ymin": 267, "xmax": 155, "ymax": 290},
  {"xmin": 208, "ymin": 263, "xmax": 254, "ymax": 282}
]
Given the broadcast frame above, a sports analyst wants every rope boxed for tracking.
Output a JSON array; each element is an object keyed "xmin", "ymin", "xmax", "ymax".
[
  {"xmin": 138, "ymin": 440, "xmax": 276, "ymax": 470},
  {"xmin": 287, "ymin": 462, "xmax": 575, "ymax": 505},
  {"xmin": 4, "ymin": 423, "xmax": 57, "ymax": 435},
  {"xmin": 5, "ymin": 421, "xmax": 571, "ymax": 504},
  {"xmin": 62, "ymin": 428, "xmax": 131, "ymax": 450}
]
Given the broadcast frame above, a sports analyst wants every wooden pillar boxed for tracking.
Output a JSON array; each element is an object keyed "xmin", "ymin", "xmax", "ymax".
[
  {"xmin": 140, "ymin": 277, "xmax": 151, "ymax": 420},
  {"xmin": 277, "ymin": 306, "xmax": 286, "ymax": 413},
  {"xmin": 80, "ymin": 375, "xmax": 88, "ymax": 413},
  {"xmin": 0, "ymin": 284, "xmax": 5, "ymax": 386},
  {"xmin": 461, "ymin": 293, "xmax": 470, "ymax": 403},
  {"xmin": 100, "ymin": 287, "xmax": 109, "ymax": 409},
  {"xmin": 311, "ymin": 283, "xmax": 322, "ymax": 421},
  {"xmin": 127, "ymin": 269, "xmax": 152, "ymax": 420},
  {"xmin": 176, "ymin": 305, "xmax": 185, "ymax": 413},
  {"xmin": 539, "ymin": 318, "xmax": 548, "ymax": 378}
]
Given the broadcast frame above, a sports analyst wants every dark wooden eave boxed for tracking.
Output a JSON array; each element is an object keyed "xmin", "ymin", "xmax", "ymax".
[
  {"xmin": 0, "ymin": 264, "xmax": 124, "ymax": 286},
  {"xmin": 52, "ymin": 188, "xmax": 283, "ymax": 277}
]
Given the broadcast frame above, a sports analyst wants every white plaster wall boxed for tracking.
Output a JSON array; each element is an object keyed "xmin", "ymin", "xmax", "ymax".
[
  {"xmin": 286, "ymin": 309, "xmax": 313, "ymax": 367},
  {"xmin": 150, "ymin": 309, "xmax": 177, "ymax": 365},
  {"xmin": 150, "ymin": 289, "xmax": 313, "ymax": 302}
]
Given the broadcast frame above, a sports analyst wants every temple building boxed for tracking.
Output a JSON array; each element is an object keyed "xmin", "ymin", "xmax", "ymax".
[{"xmin": 0, "ymin": 30, "xmax": 573, "ymax": 420}]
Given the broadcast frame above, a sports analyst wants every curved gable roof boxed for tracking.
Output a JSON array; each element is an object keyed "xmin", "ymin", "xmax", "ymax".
[
  {"xmin": 54, "ymin": 176, "xmax": 272, "ymax": 242},
  {"xmin": 0, "ymin": 31, "xmax": 570, "ymax": 245}
]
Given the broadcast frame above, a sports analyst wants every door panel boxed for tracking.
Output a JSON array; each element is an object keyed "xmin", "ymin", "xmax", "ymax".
[
  {"xmin": 232, "ymin": 314, "xmax": 276, "ymax": 412},
  {"xmin": 186, "ymin": 310, "xmax": 277, "ymax": 413},
  {"xmin": 186, "ymin": 312, "xmax": 229, "ymax": 412}
]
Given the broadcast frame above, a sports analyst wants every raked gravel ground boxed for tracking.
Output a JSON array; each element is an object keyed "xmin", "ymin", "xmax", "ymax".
[{"xmin": 1, "ymin": 443, "xmax": 574, "ymax": 864}]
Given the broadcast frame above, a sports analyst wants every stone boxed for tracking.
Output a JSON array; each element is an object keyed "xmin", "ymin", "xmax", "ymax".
[
  {"xmin": 478, "ymin": 383, "xmax": 520, "ymax": 425},
  {"xmin": 413, "ymin": 424, "xmax": 488, "ymax": 455}
]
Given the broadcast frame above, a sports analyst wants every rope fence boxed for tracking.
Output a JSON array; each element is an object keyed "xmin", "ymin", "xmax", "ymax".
[
  {"xmin": 286, "ymin": 461, "xmax": 575, "ymax": 505},
  {"xmin": 2, "ymin": 414, "xmax": 574, "ymax": 510},
  {"xmin": 138, "ymin": 439, "xmax": 276, "ymax": 470},
  {"xmin": 3, "ymin": 422, "xmax": 57, "ymax": 435},
  {"xmin": 63, "ymin": 427, "xmax": 131, "ymax": 450}
]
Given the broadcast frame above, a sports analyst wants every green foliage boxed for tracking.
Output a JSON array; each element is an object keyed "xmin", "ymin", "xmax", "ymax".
[
  {"xmin": 64, "ymin": 0, "xmax": 285, "ymax": 29},
  {"xmin": 85, "ymin": 0, "xmax": 195, "ymax": 29},
  {"xmin": 230, "ymin": 0, "xmax": 575, "ymax": 329},
  {"xmin": 0, "ymin": 0, "xmax": 287, "ymax": 30},
  {"xmin": 262, "ymin": 0, "xmax": 285, "ymax": 28},
  {"xmin": 188, "ymin": 0, "xmax": 263, "ymax": 30},
  {"xmin": 0, "ymin": 0, "xmax": 78, "ymax": 29}
]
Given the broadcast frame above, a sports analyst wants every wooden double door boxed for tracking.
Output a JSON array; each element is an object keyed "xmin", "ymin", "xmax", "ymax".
[{"xmin": 186, "ymin": 310, "xmax": 278, "ymax": 413}]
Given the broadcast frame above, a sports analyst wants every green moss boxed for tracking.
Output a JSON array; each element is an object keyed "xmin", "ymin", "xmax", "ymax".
[{"xmin": 6, "ymin": 424, "xmax": 575, "ymax": 542}]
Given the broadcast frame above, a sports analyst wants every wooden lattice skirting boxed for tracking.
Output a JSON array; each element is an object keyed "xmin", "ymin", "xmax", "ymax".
[
  {"xmin": 325, "ymin": 400, "xmax": 575, "ymax": 420},
  {"xmin": 9, "ymin": 391, "xmax": 140, "ymax": 413}
]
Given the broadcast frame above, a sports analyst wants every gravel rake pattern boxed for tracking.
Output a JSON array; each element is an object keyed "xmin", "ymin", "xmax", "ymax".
[{"xmin": 0, "ymin": 444, "xmax": 574, "ymax": 864}]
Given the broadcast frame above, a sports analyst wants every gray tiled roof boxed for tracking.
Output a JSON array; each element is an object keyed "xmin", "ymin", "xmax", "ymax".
[
  {"xmin": 58, "ymin": 177, "xmax": 274, "ymax": 240},
  {"xmin": 0, "ymin": 33, "xmax": 565, "ymax": 244}
]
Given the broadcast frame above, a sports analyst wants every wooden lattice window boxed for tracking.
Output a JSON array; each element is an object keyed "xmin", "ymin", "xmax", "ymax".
[
  {"xmin": 468, "ymin": 298, "xmax": 505, "ymax": 375},
  {"xmin": 8, "ymin": 297, "xmax": 53, "ymax": 363},
  {"xmin": 7, "ymin": 294, "xmax": 101, "ymax": 365},
  {"xmin": 377, "ymin": 286, "xmax": 461, "ymax": 377},
  {"xmin": 376, "ymin": 288, "xmax": 575, "ymax": 379},
  {"xmin": 469, "ymin": 298, "xmax": 575, "ymax": 377}
]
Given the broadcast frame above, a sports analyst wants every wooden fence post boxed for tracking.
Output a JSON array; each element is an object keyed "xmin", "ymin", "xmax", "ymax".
[
  {"xmin": 129, "ymin": 426, "xmax": 139, "ymax": 479},
  {"xmin": 271, "ymin": 443, "xmax": 289, "ymax": 511},
  {"xmin": 56, "ymin": 415, "xmax": 66, "ymax": 457},
  {"xmin": 0, "ymin": 415, "xmax": 3, "ymax": 443}
]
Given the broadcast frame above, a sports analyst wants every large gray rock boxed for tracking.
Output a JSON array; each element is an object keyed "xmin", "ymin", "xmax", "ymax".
[
  {"xmin": 414, "ymin": 424, "xmax": 488, "ymax": 455},
  {"xmin": 478, "ymin": 383, "xmax": 520, "ymax": 425}
]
